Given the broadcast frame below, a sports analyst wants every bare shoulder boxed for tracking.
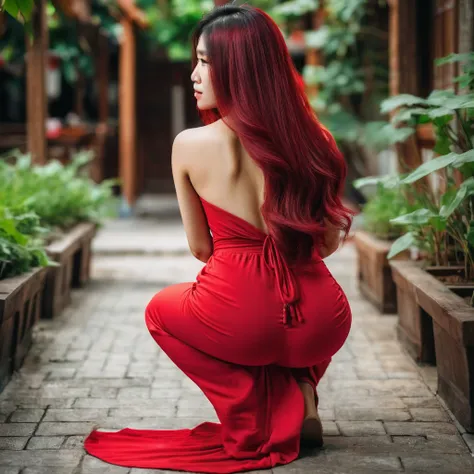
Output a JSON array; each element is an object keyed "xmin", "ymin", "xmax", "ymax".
[
  {"xmin": 173, "ymin": 121, "xmax": 226, "ymax": 151},
  {"xmin": 172, "ymin": 121, "xmax": 229, "ymax": 169}
]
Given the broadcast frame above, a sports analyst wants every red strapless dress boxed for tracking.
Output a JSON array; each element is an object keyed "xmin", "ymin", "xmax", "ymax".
[{"xmin": 84, "ymin": 197, "xmax": 351, "ymax": 473}]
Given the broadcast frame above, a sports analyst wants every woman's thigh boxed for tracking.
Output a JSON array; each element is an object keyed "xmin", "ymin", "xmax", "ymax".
[{"xmin": 145, "ymin": 283, "xmax": 282, "ymax": 366}]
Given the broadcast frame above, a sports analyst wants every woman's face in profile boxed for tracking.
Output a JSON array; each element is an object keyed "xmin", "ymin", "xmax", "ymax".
[{"xmin": 191, "ymin": 35, "xmax": 217, "ymax": 110}]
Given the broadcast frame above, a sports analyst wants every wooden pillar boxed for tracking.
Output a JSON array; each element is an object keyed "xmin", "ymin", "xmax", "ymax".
[
  {"xmin": 0, "ymin": 12, "xmax": 6, "ymax": 36},
  {"xmin": 389, "ymin": 0, "xmax": 418, "ymax": 96},
  {"xmin": 119, "ymin": 16, "xmax": 137, "ymax": 210},
  {"xmin": 96, "ymin": 32, "xmax": 109, "ymax": 123},
  {"xmin": 458, "ymin": 0, "xmax": 474, "ymax": 54},
  {"xmin": 305, "ymin": 7, "xmax": 326, "ymax": 97},
  {"xmin": 75, "ymin": 67, "xmax": 86, "ymax": 119},
  {"xmin": 389, "ymin": 0, "xmax": 423, "ymax": 172},
  {"xmin": 26, "ymin": 0, "xmax": 48, "ymax": 165}
]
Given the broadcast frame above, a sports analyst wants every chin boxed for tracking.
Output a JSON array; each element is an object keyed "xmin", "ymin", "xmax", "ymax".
[{"xmin": 197, "ymin": 102, "xmax": 217, "ymax": 111}]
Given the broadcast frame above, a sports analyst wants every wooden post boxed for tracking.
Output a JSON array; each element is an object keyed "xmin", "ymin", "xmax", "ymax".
[
  {"xmin": 0, "ymin": 12, "xmax": 6, "ymax": 37},
  {"xmin": 26, "ymin": 0, "xmax": 48, "ymax": 165},
  {"xmin": 389, "ymin": 0, "xmax": 418, "ymax": 97},
  {"xmin": 458, "ymin": 0, "xmax": 474, "ymax": 55},
  {"xmin": 88, "ymin": 30, "xmax": 110, "ymax": 183},
  {"xmin": 75, "ymin": 64, "xmax": 86, "ymax": 119},
  {"xmin": 305, "ymin": 7, "xmax": 325, "ymax": 97},
  {"xmin": 96, "ymin": 31, "xmax": 109, "ymax": 123},
  {"xmin": 119, "ymin": 16, "xmax": 137, "ymax": 211},
  {"xmin": 389, "ymin": 0, "xmax": 423, "ymax": 173}
]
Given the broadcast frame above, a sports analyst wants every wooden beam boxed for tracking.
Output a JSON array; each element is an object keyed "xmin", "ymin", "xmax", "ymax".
[
  {"xmin": 458, "ymin": 0, "xmax": 474, "ymax": 57},
  {"xmin": 26, "ymin": 0, "xmax": 48, "ymax": 165},
  {"xmin": 96, "ymin": 31, "xmax": 109, "ymax": 123},
  {"xmin": 119, "ymin": 16, "xmax": 137, "ymax": 209},
  {"xmin": 389, "ymin": 0, "xmax": 418, "ymax": 96},
  {"xmin": 0, "ymin": 12, "xmax": 6, "ymax": 37},
  {"xmin": 117, "ymin": 0, "xmax": 149, "ymax": 29},
  {"xmin": 305, "ymin": 8, "xmax": 325, "ymax": 97},
  {"xmin": 52, "ymin": 0, "xmax": 91, "ymax": 22},
  {"xmin": 389, "ymin": 0, "xmax": 423, "ymax": 173}
]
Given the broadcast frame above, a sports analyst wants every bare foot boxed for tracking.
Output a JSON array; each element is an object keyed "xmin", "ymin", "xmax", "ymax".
[{"xmin": 299, "ymin": 382, "xmax": 323, "ymax": 447}]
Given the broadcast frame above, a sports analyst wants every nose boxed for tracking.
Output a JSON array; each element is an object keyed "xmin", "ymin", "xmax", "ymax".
[{"xmin": 191, "ymin": 65, "xmax": 200, "ymax": 83}]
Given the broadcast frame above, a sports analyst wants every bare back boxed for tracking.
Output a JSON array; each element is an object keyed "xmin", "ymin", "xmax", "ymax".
[{"xmin": 187, "ymin": 120, "xmax": 268, "ymax": 234}]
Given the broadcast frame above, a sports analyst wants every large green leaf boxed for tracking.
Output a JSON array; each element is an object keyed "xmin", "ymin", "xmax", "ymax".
[
  {"xmin": 380, "ymin": 94, "xmax": 426, "ymax": 114},
  {"xmin": 401, "ymin": 152, "xmax": 466, "ymax": 184},
  {"xmin": 452, "ymin": 149, "xmax": 474, "ymax": 168},
  {"xmin": 391, "ymin": 107, "xmax": 429, "ymax": 124},
  {"xmin": 390, "ymin": 208, "xmax": 437, "ymax": 226},
  {"xmin": 16, "ymin": 0, "xmax": 34, "ymax": 22},
  {"xmin": 272, "ymin": 0, "xmax": 319, "ymax": 17},
  {"xmin": 426, "ymin": 90, "xmax": 474, "ymax": 110},
  {"xmin": 1, "ymin": 0, "xmax": 34, "ymax": 23},
  {"xmin": 387, "ymin": 232, "xmax": 417, "ymax": 259},
  {"xmin": 435, "ymin": 52, "xmax": 474, "ymax": 66},
  {"xmin": 433, "ymin": 134, "xmax": 452, "ymax": 156},
  {"xmin": 353, "ymin": 174, "xmax": 401, "ymax": 190},
  {"xmin": 2, "ymin": 0, "xmax": 19, "ymax": 19},
  {"xmin": 439, "ymin": 177, "xmax": 474, "ymax": 218},
  {"xmin": 305, "ymin": 27, "xmax": 329, "ymax": 49},
  {"xmin": 428, "ymin": 107, "xmax": 457, "ymax": 119}
]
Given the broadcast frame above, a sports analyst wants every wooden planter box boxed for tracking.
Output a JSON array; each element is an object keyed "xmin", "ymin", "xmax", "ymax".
[
  {"xmin": 42, "ymin": 222, "xmax": 97, "ymax": 319},
  {"xmin": 0, "ymin": 267, "xmax": 48, "ymax": 392},
  {"xmin": 354, "ymin": 230, "xmax": 407, "ymax": 313},
  {"xmin": 390, "ymin": 260, "xmax": 474, "ymax": 432}
]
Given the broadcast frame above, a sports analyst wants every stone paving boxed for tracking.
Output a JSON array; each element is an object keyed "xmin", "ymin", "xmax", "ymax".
[{"xmin": 1, "ymin": 211, "xmax": 474, "ymax": 473}]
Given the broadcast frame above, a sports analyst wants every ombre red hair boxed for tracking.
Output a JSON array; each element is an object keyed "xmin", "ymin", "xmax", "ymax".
[{"xmin": 192, "ymin": 4, "xmax": 353, "ymax": 263}]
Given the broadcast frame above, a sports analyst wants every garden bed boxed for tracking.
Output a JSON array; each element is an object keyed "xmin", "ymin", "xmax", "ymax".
[
  {"xmin": 42, "ymin": 222, "xmax": 97, "ymax": 319},
  {"xmin": 390, "ymin": 260, "xmax": 474, "ymax": 432},
  {"xmin": 0, "ymin": 267, "xmax": 48, "ymax": 392},
  {"xmin": 354, "ymin": 230, "xmax": 407, "ymax": 313}
]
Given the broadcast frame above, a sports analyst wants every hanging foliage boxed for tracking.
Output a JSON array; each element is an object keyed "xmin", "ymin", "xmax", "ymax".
[
  {"xmin": 135, "ymin": 0, "xmax": 285, "ymax": 61},
  {"xmin": 0, "ymin": 0, "xmax": 35, "ymax": 25},
  {"xmin": 301, "ymin": 0, "xmax": 390, "ymax": 150}
]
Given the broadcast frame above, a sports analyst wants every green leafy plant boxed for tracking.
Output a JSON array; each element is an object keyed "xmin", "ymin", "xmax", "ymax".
[
  {"xmin": 0, "ymin": 205, "xmax": 52, "ymax": 280},
  {"xmin": 301, "ymin": 0, "xmax": 390, "ymax": 151},
  {"xmin": 136, "ymin": 0, "xmax": 284, "ymax": 61},
  {"xmin": 0, "ymin": 0, "xmax": 34, "ymax": 27},
  {"xmin": 353, "ymin": 174, "xmax": 421, "ymax": 240},
  {"xmin": 0, "ymin": 150, "xmax": 118, "ymax": 233},
  {"xmin": 382, "ymin": 53, "xmax": 474, "ymax": 284},
  {"xmin": 271, "ymin": 0, "xmax": 319, "ymax": 19}
]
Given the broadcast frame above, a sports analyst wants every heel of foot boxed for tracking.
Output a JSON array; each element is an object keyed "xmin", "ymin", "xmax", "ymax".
[{"xmin": 301, "ymin": 417, "xmax": 323, "ymax": 448}]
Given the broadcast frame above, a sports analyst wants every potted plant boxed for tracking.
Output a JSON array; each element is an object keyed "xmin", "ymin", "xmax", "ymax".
[
  {"xmin": 383, "ymin": 52, "xmax": 474, "ymax": 432},
  {"xmin": 352, "ymin": 175, "xmax": 419, "ymax": 313},
  {"xmin": 0, "ymin": 150, "xmax": 116, "ymax": 319}
]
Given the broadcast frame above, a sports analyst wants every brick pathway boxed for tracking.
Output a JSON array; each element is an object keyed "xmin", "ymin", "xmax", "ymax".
[{"xmin": 1, "ymin": 212, "xmax": 474, "ymax": 473}]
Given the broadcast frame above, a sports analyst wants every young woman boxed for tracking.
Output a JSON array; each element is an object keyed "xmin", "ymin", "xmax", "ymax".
[{"xmin": 85, "ymin": 4, "xmax": 353, "ymax": 473}]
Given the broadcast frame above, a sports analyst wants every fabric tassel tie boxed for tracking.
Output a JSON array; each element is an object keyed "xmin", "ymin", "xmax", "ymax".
[{"xmin": 263, "ymin": 235, "xmax": 304, "ymax": 328}]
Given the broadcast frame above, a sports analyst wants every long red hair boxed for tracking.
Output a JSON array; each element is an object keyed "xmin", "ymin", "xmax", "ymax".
[{"xmin": 192, "ymin": 4, "xmax": 353, "ymax": 263}]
